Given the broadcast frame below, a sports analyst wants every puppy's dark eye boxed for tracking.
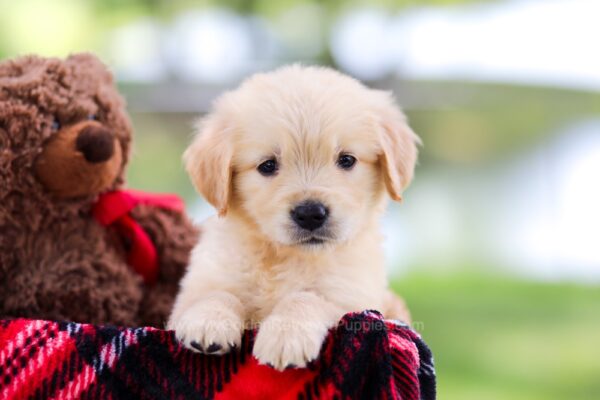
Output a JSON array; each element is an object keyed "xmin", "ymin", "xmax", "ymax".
[
  {"xmin": 51, "ymin": 118, "xmax": 61, "ymax": 131},
  {"xmin": 337, "ymin": 154, "xmax": 357, "ymax": 170},
  {"xmin": 257, "ymin": 159, "xmax": 278, "ymax": 176},
  {"xmin": 87, "ymin": 114, "xmax": 97, "ymax": 121}
]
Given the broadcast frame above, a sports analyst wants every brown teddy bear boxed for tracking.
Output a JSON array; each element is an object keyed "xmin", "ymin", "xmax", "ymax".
[{"xmin": 0, "ymin": 53, "xmax": 198, "ymax": 327}]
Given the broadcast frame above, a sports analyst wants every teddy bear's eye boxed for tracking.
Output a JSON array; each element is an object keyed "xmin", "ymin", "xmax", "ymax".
[
  {"xmin": 51, "ymin": 118, "xmax": 61, "ymax": 131},
  {"xmin": 87, "ymin": 114, "xmax": 97, "ymax": 121}
]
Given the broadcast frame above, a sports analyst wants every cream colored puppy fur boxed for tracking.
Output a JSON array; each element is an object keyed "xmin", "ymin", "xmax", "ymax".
[{"xmin": 168, "ymin": 65, "xmax": 419, "ymax": 370}]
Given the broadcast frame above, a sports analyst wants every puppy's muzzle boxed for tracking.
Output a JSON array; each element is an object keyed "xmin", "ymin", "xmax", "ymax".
[{"xmin": 290, "ymin": 200, "xmax": 329, "ymax": 231}]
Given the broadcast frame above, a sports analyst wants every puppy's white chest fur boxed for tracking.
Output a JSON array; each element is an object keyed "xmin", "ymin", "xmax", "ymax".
[{"xmin": 183, "ymin": 216, "xmax": 387, "ymax": 324}]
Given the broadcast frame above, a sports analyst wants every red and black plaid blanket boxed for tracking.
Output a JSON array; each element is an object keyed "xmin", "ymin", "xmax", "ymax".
[{"xmin": 0, "ymin": 311, "xmax": 435, "ymax": 399}]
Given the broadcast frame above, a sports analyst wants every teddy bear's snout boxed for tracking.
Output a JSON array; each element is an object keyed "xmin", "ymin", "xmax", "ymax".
[
  {"xmin": 75, "ymin": 125, "xmax": 115, "ymax": 163},
  {"xmin": 34, "ymin": 120, "xmax": 123, "ymax": 198}
]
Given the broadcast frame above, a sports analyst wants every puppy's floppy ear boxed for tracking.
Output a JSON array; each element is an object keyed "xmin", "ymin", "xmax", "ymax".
[
  {"xmin": 375, "ymin": 92, "xmax": 420, "ymax": 201},
  {"xmin": 183, "ymin": 115, "xmax": 233, "ymax": 216}
]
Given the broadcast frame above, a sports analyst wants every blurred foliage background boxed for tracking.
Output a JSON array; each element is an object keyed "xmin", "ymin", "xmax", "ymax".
[{"xmin": 1, "ymin": 0, "xmax": 599, "ymax": 398}]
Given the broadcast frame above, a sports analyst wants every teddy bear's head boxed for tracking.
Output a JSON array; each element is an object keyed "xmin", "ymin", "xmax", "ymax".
[{"xmin": 0, "ymin": 53, "xmax": 131, "ymax": 208}]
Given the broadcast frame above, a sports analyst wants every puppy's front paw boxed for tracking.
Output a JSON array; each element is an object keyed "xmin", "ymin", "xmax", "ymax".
[
  {"xmin": 169, "ymin": 303, "xmax": 244, "ymax": 355},
  {"xmin": 253, "ymin": 315, "xmax": 330, "ymax": 371}
]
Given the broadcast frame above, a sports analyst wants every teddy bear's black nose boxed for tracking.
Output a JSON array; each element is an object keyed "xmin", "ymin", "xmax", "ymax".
[{"xmin": 76, "ymin": 125, "xmax": 115, "ymax": 163}]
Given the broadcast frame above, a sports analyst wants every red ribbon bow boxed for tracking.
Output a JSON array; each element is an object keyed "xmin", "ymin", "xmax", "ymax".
[{"xmin": 92, "ymin": 189, "xmax": 185, "ymax": 284}]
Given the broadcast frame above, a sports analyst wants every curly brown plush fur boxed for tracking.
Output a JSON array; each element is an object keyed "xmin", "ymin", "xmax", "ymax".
[{"xmin": 0, "ymin": 53, "xmax": 198, "ymax": 327}]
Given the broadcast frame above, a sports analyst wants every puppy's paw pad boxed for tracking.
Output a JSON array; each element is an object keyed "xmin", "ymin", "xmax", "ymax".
[
  {"xmin": 190, "ymin": 341, "xmax": 204, "ymax": 352},
  {"xmin": 205, "ymin": 343, "xmax": 223, "ymax": 353}
]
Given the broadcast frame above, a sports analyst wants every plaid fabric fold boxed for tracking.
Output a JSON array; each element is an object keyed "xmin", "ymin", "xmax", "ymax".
[{"xmin": 0, "ymin": 311, "xmax": 435, "ymax": 400}]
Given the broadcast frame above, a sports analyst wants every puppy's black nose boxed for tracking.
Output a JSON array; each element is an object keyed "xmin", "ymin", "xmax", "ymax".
[
  {"xmin": 291, "ymin": 201, "xmax": 329, "ymax": 231},
  {"xmin": 76, "ymin": 125, "xmax": 115, "ymax": 163}
]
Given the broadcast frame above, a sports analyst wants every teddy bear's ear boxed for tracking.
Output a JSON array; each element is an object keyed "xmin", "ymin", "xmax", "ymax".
[
  {"xmin": 66, "ymin": 52, "xmax": 102, "ymax": 66},
  {"xmin": 66, "ymin": 53, "xmax": 113, "ymax": 84},
  {"xmin": 183, "ymin": 115, "xmax": 234, "ymax": 216},
  {"xmin": 373, "ymin": 91, "xmax": 420, "ymax": 201}
]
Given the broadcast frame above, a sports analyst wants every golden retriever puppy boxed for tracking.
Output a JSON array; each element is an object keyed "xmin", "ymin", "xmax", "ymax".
[{"xmin": 168, "ymin": 65, "xmax": 419, "ymax": 370}]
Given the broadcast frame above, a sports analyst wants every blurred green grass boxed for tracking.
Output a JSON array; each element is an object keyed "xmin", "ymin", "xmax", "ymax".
[{"xmin": 392, "ymin": 274, "xmax": 600, "ymax": 400}]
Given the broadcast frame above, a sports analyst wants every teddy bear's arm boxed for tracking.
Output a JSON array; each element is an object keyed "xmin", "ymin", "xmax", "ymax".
[
  {"xmin": 129, "ymin": 204, "xmax": 199, "ymax": 327},
  {"xmin": 0, "ymin": 244, "xmax": 144, "ymax": 326}
]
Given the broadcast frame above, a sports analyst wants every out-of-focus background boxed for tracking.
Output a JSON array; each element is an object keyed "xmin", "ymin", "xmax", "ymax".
[{"xmin": 2, "ymin": 0, "xmax": 599, "ymax": 398}]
